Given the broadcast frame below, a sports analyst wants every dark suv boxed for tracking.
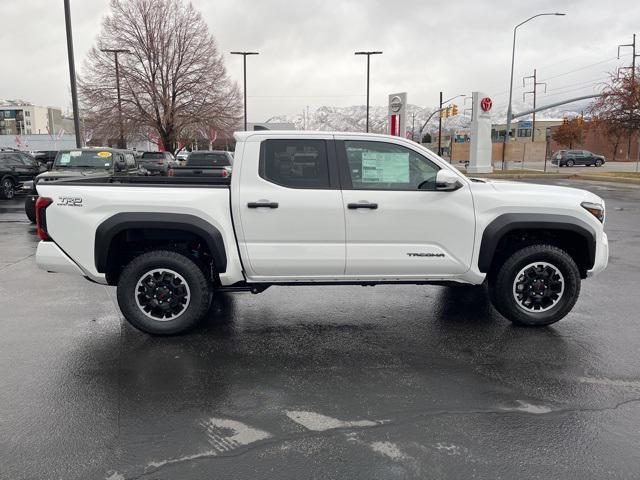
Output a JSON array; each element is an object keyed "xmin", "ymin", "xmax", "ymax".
[
  {"xmin": 24, "ymin": 148, "xmax": 142, "ymax": 221},
  {"xmin": 551, "ymin": 150, "xmax": 605, "ymax": 167},
  {"xmin": 0, "ymin": 149, "xmax": 41, "ymax": 199}
]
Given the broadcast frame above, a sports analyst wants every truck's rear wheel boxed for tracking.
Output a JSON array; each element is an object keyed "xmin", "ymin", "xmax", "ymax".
[
  {"xmin": 117, "ymin": 250, "xmax": 210, "ymax": 335},
  {"xmin": 490, "ymin": 244, "xmax": 581, "ymax": 326}
]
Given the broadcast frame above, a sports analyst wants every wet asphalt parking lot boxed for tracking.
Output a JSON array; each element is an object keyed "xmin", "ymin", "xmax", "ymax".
[{"xmin": 1, "ymin": 179, "xmax": 639, "ymax": 480}]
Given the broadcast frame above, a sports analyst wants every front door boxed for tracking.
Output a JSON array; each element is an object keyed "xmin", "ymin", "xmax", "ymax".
[
  {"xmin": 237, "ymin": 136, "xmax": 345, "ymax": 280},
  {"xmin": 336, "ymin": 138, "xmax": 476, "ymax": 278}
]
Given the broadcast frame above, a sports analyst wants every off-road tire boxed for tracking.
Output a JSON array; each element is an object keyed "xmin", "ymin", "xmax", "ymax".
[
  {"xmin": 117, "ymin": 250, "xmax": 210, "ymax": 335},
  {"xmin": 490, "ymin": 244, "xmax": 581, "ymax": 327}
]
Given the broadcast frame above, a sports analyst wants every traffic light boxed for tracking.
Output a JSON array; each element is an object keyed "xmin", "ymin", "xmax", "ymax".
[{"xmin": 451, "ymin": 104, "xmax": 459, "ymax": 116}]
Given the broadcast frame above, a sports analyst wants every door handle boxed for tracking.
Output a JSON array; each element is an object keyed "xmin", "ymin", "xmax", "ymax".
[
  {"xmin": 348, "ymin": 202, "xmax": 378, "ymax": 210},
  {"xmin": 247, "ymin": 201, "xmax": 279, "ymax": 209}
]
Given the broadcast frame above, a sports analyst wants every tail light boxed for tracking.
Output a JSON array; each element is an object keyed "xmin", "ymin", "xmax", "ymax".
[
  {"xmin": 221, "ymin": 169, "xmax": 229, "ymax": 177},
  {"xmin": 168, "ymin": 169, "xmax": 175, "ymax": 177},
  {"xmin": 35, "ymin": 197, "xmax": 53, "ymax": 240}
]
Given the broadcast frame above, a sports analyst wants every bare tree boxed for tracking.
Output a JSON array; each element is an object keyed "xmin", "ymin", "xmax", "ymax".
[
  {"xmin": 552, "ymin": 117, "xmax": 584, "ymax": 149},
  {"xmin": 588, "ymin": 68, "xmax": 640, "ymax": 160},
  {"xmin": 80, "ymin": 0, "xmax": 242, "ymax": 152}
]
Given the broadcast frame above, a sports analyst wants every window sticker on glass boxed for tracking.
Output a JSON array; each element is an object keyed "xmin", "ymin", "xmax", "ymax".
[
  {"xmin": 361, "ymin": 152, "xmax": 410, "ymax": 183},
  {"xmin": 70, "ymin": 151, "xmax": 82, "ymax": 157},
  {"xmin": 97, "ymin": 151, "xmax": 112, "ymax": 158},
  {"xmin": 59, "ymin": 153, "xmax": 71, "ymax": 164}
]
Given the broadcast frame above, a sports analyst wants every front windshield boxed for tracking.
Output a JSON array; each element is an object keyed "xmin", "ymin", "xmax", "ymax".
[{"xmin": 54, "ymin": 150, "xmax": 113, "ymax": 169}]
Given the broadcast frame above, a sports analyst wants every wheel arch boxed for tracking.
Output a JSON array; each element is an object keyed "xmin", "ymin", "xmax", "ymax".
[
  {"xmin": 95, "ymin": 212, "xmax": 227, "ymax": 283},
  {"xmin": 478, "ymin": 213, "xmax": 597, "ymax": 277},
  {"xmin": 1, "ymin": 173, "xmax": 17, "ymax": 185}
]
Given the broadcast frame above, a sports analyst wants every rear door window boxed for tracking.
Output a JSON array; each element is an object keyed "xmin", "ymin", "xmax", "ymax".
[{"xmin": 260, "ymin": 139, "xmax": 330, "ymax": 189}]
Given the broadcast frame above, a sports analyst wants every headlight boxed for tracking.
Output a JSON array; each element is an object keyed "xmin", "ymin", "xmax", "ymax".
[{"xmin": 581, "ymin": 201, "xmax": 605, "ymax": 223}]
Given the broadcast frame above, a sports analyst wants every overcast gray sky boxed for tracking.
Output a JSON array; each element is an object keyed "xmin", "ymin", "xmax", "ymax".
[{"xmin": 1, "ymin": 0, "xmax": 638, "ymax": 120}]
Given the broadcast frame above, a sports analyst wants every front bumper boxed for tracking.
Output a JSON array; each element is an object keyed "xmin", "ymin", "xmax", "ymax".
[{"xmin": 587, "ymin": 232, "xmax": 609, "ymax": 277}]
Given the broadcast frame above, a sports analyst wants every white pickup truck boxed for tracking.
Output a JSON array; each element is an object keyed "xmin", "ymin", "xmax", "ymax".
[{"xmin": 35, "ymin": 131, "xmax": 609, "ymax": 334}]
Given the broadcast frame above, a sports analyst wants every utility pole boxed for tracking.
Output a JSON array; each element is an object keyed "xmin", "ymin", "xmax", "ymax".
[
  {"xmin": 101, "ymin": 48, "xmax": 130, "ymax": 149},
  {"xmin": 438, "ymin": 91, "xmax": 443, "ymax": 155},
  {"xmin": 230, "ymin": 51, "xmax": 260, "ymax": 131},
  {"xmin": 523, "ymin": 68, "xmax": 547, "ymax": 142},
  {"xmin": 354, "ymin": 51, "xmax": 383, "ymax": 133},
  {"xmin": 63, "ymin": 0, "xmax": 82, "ymax": 148},
  {"xmin": 618, "ymin": 34, "xmax": 638, "ymax": 161}
]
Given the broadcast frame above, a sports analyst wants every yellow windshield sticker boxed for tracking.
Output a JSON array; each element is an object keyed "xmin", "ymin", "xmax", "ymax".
[{"xmin": 97, "ymin": 151, "xmax": 112, "ymax": 158}]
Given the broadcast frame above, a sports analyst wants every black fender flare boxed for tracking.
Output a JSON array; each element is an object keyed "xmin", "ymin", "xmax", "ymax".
[
  {"xmin": 94, "ymin": 212, "xmax": 227, "ymax": 273},
  {"xmin": 478, "ymin": 213, "xmax": 597, "ymax": 273}
]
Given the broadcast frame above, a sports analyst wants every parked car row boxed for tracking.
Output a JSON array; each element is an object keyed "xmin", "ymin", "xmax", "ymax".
[
  {"xmin": 1, "ymin": 146, "xmax": 235, "ymax": 226},
  {"xmin": 24, "ymin": 148, "xmax": 145, "ymax": 222}
]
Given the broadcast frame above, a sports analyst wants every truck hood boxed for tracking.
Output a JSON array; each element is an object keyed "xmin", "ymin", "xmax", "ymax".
[{"xmin": 480, "ymin": 178, "xmax": 603, "ymax": 205}]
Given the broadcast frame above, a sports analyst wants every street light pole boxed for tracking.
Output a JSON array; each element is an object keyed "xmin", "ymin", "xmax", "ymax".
[
  {"xmin": 63, "ymin": 0, "xmax": 82, "ymax": 148},
  {"xmin": 230, "ymin": 51, "xmax": 259, "ymax": 131},
  {"xmin": 438, "ymin": 91, "xmax": 443, "ymax": 156},
  {"xmin": 502, "ymin": 12, "xmax": 565, "ymax": 170},
  {"xmin": 101, "ymin": 48, "xmax": 129, "ymax": 149},
  {"xmin": 355, "ymin": 51, "xmax": 383, "ymax": 133}
]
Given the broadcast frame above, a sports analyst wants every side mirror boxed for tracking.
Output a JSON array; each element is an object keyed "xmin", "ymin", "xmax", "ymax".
[
  {"xmin": 435, "ymin": 170, "xmax": 463, "ymax": 191},
  {"xmin": 46, "ymin": 161, "xmax": 53, "ymax": 171},
  {"xmin": 115, "ymin": 159, "xmax": 125, "ymax": 172}
]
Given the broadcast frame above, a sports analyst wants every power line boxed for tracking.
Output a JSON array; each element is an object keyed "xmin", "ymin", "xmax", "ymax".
[
  {"xmin": 489, "ymin": 53, "xmax": 630, "ymax": 99},
  {"xmin": 538, "ymin": 56, "xmax": 624, "ymax": 82}
]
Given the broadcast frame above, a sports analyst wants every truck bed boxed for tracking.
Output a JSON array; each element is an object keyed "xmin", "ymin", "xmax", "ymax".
[{"xmin": 49, "ymin": 175, "xmax": 231, "ymax": 186}]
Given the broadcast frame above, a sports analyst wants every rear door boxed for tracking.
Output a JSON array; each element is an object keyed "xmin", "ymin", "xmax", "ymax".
[
  {"xmin": 336, "ymin": 138, "xmax": 476, "ymax": 278},
  {"xmin": 237, "ymin": 136, "xmax": 346, "ymax": 279},
  {"xmin": 6, "ymin": 153, "xmax": 31, "ymax": 182},
  {"xmin": 583, "ymin": 150, "xmax": 595, "ymax": 164}
]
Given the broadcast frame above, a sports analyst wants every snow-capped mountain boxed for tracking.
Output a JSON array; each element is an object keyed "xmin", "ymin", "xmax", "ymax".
[{"xmin": 266, "ymin": 100, "xmax": 589, "ymax": 136}]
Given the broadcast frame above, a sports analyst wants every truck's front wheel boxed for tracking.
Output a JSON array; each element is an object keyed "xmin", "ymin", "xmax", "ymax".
[
  {"xmin": 117, "ymin": 250, "xmax": 210, "ymax": 335},
  {"xmin": 490, "ymin": 244, "xmax": 581, "ymax": 326}
]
